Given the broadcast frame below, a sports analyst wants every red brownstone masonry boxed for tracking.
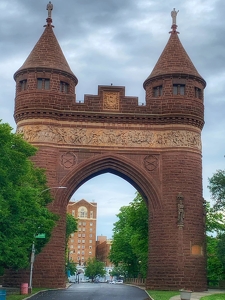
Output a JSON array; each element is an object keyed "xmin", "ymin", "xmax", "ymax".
[{"xmin": 4, "ymin": 10, "xmax": 207, "ymax": 291}]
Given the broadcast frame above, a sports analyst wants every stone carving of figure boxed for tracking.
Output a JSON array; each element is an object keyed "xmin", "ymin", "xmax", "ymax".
[
  {"xmin": 177, "ymin": 193, "xmax": 184, "ymax": 225},
  {"xmin": 171, "ymin": 8, "xmax": 179, "ymax": 25},
  {"xmin": 47, "ymin": 1, "xmax": 53, "ymax": 18}
]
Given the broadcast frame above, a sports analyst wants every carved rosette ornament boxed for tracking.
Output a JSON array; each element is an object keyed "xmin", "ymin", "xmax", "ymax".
[
  {"xmin": 17, "ymin": 125, "xmax": 202, "ymax": 151},
  {"xmin": 144, "ymin": 155, "xmax": 159, "ymax": 171},
  {"xmin": 103, "ymin": 92, "xmax": 120, "ymax": 110},
  {"xmin": 60, "ymin": 152, "xmax": 77, "ymax": 169}
]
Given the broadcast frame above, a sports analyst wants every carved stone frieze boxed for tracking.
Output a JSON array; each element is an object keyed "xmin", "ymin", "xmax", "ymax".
[{"xmin": 17, "ymin": 125, "xmax": 201, "ymax": 150}]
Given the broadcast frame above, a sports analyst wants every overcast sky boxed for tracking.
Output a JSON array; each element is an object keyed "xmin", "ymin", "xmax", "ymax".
[{"xmin": 1, "ymin": 0, "xmax": 225, "ymax": 238}]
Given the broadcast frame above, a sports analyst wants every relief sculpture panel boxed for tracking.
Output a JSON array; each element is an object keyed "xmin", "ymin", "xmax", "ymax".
[{"xmin": 17, "ymin": 125, "xmax": 201, "ymax": 150}]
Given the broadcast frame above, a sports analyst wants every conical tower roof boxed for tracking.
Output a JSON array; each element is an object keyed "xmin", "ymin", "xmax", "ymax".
[
  {"xmin": 144, "ymin": 11, "xmax": 205, "ymax": 88},
  {"xmin": 14, "ymin": 4, "xmax": 77, "ymax": 82}
]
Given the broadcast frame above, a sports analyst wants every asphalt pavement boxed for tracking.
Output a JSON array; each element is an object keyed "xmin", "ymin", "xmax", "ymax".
[{"xmin": 27, "ymin": 282, "xmax": 150, "ymax": 300}]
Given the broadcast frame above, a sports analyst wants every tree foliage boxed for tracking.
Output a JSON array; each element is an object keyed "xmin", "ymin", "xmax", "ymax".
[
  {"xmin": 66, "ymin": 213, "xmax": 78, "ymax": 275},
  {"xmin": 66, "ymin": 213, "xmax": 78, "ymax": 244},
  {"xmin": 109, "ymin": 192, "xmax": 148, "ymax": 278},
  {"xmin": 84, "ymin": 258, "xmax": 106, "ymax": 281},
  {"xmin": 208, "ymin": 169, "xmax": 225, "ymax": 210},
  {"xmin": 0, "ymin": 122, "xmax": 58, "ymax": 270}
]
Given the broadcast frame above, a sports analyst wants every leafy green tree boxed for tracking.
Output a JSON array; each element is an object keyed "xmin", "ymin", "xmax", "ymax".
[
  {"xmin": 0, "ymin": 121, "xmax": 58, "ymax": 271},
  {"xmin": 206, "ymin": 169, "xmax": 225, "ymax": 285},
  {"xmin": 84, "ymin": 258, "xmax": 106, "ymax": 281},
  {"xmin": 66, "ymin": 213, "xmax": 78, "ymax": 244},
  {"xmin": 208, "ymin": 169, "xmax": 225, "ymax": 210},
  {"xmin": 109, "ymin": 192, "xmax": 148, "ymax": 278},
  {"xmin": 66, "ymin": 213, "xmax": 78, "ymax": 276},
  {"xmin": 109, "ymin": 265, "xmax": 127, "ymax": 279}
]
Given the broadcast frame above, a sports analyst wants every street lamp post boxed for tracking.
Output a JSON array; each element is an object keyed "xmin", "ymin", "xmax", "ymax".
[{"xmin": 28, "ymin": 186, "xmax": 67, "ymax": 293}]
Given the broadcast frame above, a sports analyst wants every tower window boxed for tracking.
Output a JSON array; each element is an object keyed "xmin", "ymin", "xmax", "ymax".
[
  {"xmin": 37, "ymin": 78, "xmax": 50, "ymax": 90},
  {"xmin": 60, "ymin": 81, "xmax": 69, "ymax": 93},
  {"xmin": 195, "ymin": 87, "xmax": 202, "ymax": 99},
  {"xmin": 20, "ymin": 80, "xmax": 27, "ymax": 91},
  {"xmin": 153, "ymin": 85, "xmax": 163, "ymax": 97},
  {"xmin": 173, "ymin": 84, "xmax": 185, "ymax": 95}
]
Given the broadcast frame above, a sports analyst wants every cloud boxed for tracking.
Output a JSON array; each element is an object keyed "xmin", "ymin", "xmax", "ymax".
[{"xmin": 0, "ymin": 0, "xmax": 225, "ymax": 237}]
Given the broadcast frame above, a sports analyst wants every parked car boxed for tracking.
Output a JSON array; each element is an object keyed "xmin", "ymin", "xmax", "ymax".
[
  {"xmin": 115, "ymin": 280, "xmax": 123, "ymax": 284},
  {"xmin": 109, "ymin": 280, "xmax": 116, "ymax": 284}
]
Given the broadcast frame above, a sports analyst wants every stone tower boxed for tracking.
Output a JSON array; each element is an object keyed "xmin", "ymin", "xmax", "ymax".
[
  {"xmin": 9, "ymin": 4, "xmax": 207, "ymax": 291},
  {"xmin": 143, "ymin": 11, "xmax": 207, "ymax": 290}
]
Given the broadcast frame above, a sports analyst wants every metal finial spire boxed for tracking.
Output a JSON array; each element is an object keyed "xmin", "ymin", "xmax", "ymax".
[
  {"xmin": 170, "ymin": 8, "xmax": 179, "ymax": 33},
  {"xmin": 45, "ymin": 1, "xmax": 53, "ymax": 26}
]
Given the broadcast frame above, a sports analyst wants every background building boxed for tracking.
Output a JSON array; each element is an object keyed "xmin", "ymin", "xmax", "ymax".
[
  {"xmin": 96, "ymin": 236, "xmax": 114, "ymax": 268},
  {"xmin": 67, "ymin": 199, "xmax": 97, "ymax": 266}
]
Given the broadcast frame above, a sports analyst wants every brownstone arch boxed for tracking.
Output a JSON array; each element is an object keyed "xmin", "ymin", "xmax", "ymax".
[
  {"xmin": 60, "ymin": 154, "xmax": 161, "ymax": 210},
  {"xmin": 6, "ymin": 5, "xmax": 207, "ymax": 292}
]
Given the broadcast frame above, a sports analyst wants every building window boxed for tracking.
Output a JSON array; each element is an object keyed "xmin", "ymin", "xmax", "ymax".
[
  {"xmin": 153, "ymin": 85, "xmax": 163, "ymax": 97},
  {"xmin": 89, "ymin": 240, "xmax": 92, "ymax": 243},
  {"xmin": 89, "ymin": 246, "xmax": 92, "ymax": 249},
  {"xmin": 90, "ymin": 222, "xmax": 93, "ymax": 226},
  {"xmin": 70, "ymin": 245, "xmax": 73, "ymax": 249},
  {"xmin": 78, "ymin": 227, "xmax": 81, "ymax": 232},
  {"xmin": 89, "ymin": 251, "xmax": 92, "ymax": 255},
  {"xmin": 82, "ymin": 240, "xmax": 85, "ymax": 243},
  {"xmin": 78, "ymin": 240, "xmax": 81, "ymax": 243},
  {"xmin": 20, "ymin": 80, "xmax": 27, "ymax": 91},
  {"xmin": 37, "ymin": 78, "xmax": 50, "ymax": 90},
  {"xmin": 82, "ymin": 228, "xmax": 85, "ymax": 232},
  {"xmin": 83, "ymin": 222, "xmax": 86, "ymax": 226},
  {"xmin": 78, "ymin": 234, "xmax": 81, "ymax": 237},
  {"xmin": 82, "ymin": 245, "xmax": 85, "ymax": 249},
  {"xmin": 89, "ymin": 234, "xmax": 92, "ymax": 237},
  {"xmin": 78, "ymin": 207, "xmax": 87, "ymax": 218},
  {"xmin": 195, "ymin": 87, "xmax": 202, "ymax": 99},
  {"xmin": 71, "ymin": 233, "xmax": 74, "ymax": 237},
  {"xmin": 173, "ymin": 84, "xmax": 185, "ymax": 95},
  {"xmin": 70, "ymin": 239, "xmax": 74, "ymax": 243},
  {"xmin": 77, "ymin": 250, "xmax": 80, "ymax": 254},
  {"xmin": 82, "ymin": 234, "xmax": 85, "ymax": 237},
  {"xmin": 78, "ymin": 245, "xmax": 80, "ymax": 249},
  {"xmin": 90, "ymin": 211, "xmax": 93, "ymax": 218},
  {"xmin": 72, "ymin": 210, "xmax": 75, "ymax": 216},
  {"xmin": 79, "ymin": 222, "xmax": 82, "ymax": 225},
  {"xmin": 82, "ymin": 251, "xmax": 84, "ymax": 255},
  {"xmin": 90, "ymin": 228, "xmax": 92, "ymax": 232},
  {"xmin": 60, "ymin": 81, "xmax": 69, "ymax": 93}
]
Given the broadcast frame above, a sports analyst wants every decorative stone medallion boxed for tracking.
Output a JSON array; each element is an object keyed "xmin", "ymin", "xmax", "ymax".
[
  {"xmin": 103, "ymin": 92, "xmax": 120, "ymax": 110},
  {"xmin": 61, "ymin": 152, "xmax": 77, "ymax": 169},
  {"xmin": 144, "ymin": 155, "xmax": 159, "ymax": 171}
]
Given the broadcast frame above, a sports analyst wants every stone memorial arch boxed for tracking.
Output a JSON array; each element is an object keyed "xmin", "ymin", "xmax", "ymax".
[{"xmin": 8, "ymin": 4, "xmax": 207, "ymax": 291}]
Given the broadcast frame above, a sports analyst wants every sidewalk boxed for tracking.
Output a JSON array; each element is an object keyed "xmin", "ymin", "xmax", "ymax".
[{"xmin": 170, "ymin": 289, "xmax": 225, "ymax": 300}]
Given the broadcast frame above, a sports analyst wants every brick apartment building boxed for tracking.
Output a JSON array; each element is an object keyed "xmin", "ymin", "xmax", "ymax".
[
  {"xmin": 67, "ymin": 199, "xmax": 97, "ymax": 266},
  {"xmin": 96, "ymin": 236, "xmax": 114, "ymax": 268}
]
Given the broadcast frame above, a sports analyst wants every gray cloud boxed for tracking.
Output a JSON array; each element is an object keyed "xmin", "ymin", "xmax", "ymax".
[{"xmin": 0, "ymin": 0, "xmax": 225, "ymax": 237}]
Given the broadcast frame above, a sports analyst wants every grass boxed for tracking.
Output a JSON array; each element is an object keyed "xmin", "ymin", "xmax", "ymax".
[
  {"xmin": 146, "ymin": 290, "xmax": 180, "ymax": 300},
  {"xmin": 146, "ymin": 290, "xmax": 225, "ymax": 300},
  {"xmin": 201, "ymin": 294, "xmax": 225, "ymax": 300},
  {"xmin": 6, "ymin": 288, "xmax": 48, "ymax": 300}
]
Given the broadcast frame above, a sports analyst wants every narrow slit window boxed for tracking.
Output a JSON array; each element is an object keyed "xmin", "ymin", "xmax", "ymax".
[
  {"xmin": 37, "ymin": 78, "xmax": 50, "ymax": 90},
  {"xmin": 20, "ymin": 80, "xmax": 27, "ymax": 91},
  {"xmin": 173, "ymin": 84, "xmax": 185, "ymax": 95},
  {"xmin": 60, "ymin": 81, "xmax": 69, "ymax": 93},
  {"xmin": 195, "ymin": 87, "xmax": 201, "ymax": 99},
  {"xmin": 153, "ymin": 85, "xmax": 163, "ymax": 97}
]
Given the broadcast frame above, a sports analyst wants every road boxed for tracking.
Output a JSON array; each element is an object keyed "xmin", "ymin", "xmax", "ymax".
[{"xmin": 29, "ymin": 283, "xmax": 150, "ymax": 300}]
